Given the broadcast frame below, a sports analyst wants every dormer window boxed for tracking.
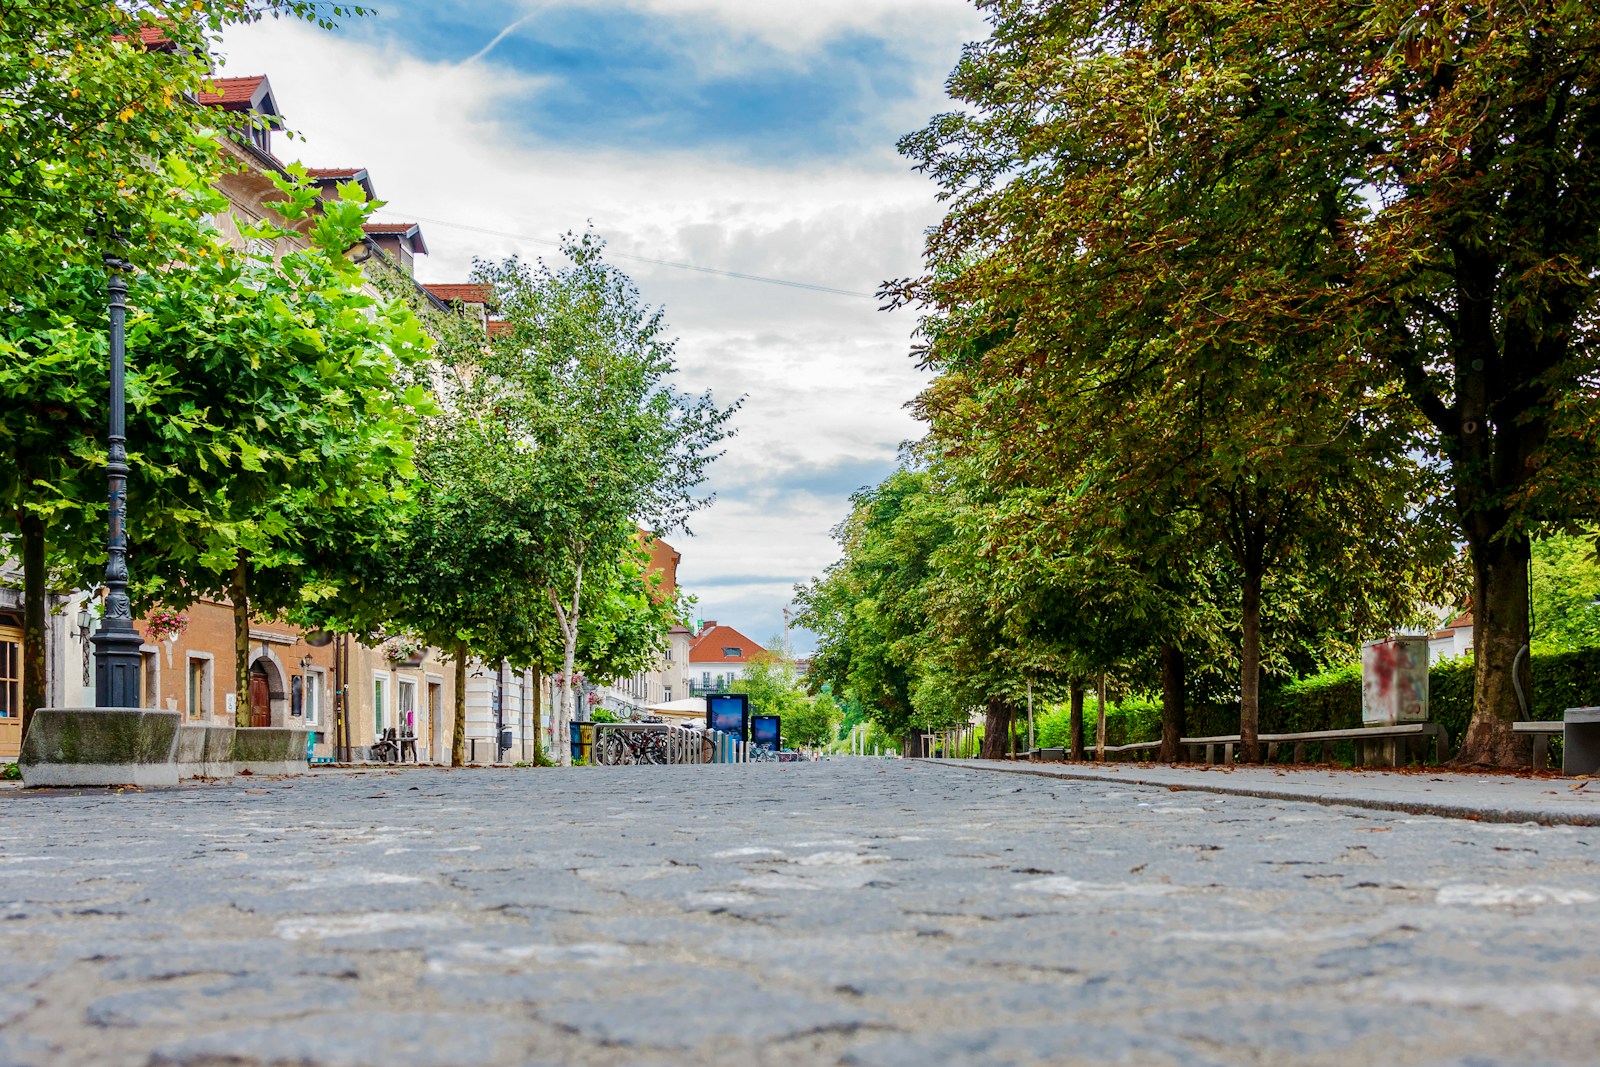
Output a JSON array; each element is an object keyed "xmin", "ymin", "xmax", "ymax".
[{"xmin": 722, "ymin": 647, "xmax": 742, "ymax": 658}]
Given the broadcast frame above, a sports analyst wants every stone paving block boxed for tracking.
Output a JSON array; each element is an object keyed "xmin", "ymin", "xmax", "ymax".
[
  {"xmin": 5, "ymin": 761, "xmax": 1600, "ymax": 1066},
  {"xmin": 535, "ymin": 986, "xmax": 880, "ymax": 1050},
  {"xmin": 147, "ymin": 1013, "xmax": 541, "ymax": 1067}
]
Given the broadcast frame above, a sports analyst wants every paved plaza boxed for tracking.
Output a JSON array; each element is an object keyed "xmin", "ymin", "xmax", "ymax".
[{"xmin": 3, "ymin": 760, "xmax": 1600, "ymax": 1066}]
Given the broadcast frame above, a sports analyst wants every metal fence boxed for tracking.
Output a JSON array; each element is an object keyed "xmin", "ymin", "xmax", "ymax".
[{"xmin": 589, "ymin": 723, "xmax": 750, "ymax": 766}]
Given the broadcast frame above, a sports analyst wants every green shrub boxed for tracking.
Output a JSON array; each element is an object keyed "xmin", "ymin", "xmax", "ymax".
[{"xmin": 1179, "ymin": 647, "xmax": 1600, "ymax": 757}]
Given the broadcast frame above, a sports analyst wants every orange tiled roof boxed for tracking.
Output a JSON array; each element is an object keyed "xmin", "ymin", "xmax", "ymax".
[
  {"xmin": 689, "ymin": 623, "xmax": 767, "ymax": 665},
  {"xmin": 112, "ymin": 25, "xmax": 176, "ymax": 49},
  {"xmin": 198, "ymin": 75, "xmax": 267, "ymax": 110},
  {"xmin": 307, "ymin": 167, "xmax": 368, "ymax": 180},
  {"xmin": 486, "ymin": 319, "xmax": 513, "ymax": 337},
  {"xmin": 424, "ymin": 283, "xmax": 494, "ymax": 306}
]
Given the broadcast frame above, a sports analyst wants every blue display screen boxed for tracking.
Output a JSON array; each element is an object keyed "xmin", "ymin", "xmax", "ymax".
[
  {"xmin": 750, "ymin": 715, "xmax": 780, "ymax": 751},
  {"xmin": 706, "ymin": 695, "xmax": 748, "ymax": 738}
]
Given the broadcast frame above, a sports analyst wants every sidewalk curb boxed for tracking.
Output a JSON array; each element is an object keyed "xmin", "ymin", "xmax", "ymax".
[{"xmin": 920, "ymin": 759, "xmax": 1600, "ymax": 827}]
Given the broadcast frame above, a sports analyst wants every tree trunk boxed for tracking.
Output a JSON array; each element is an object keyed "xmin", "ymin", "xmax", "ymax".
[
  {"xmin": 980, "ymin": 698, "xmax": 1012, "ymax": 760},
  {"xmin": 20, "ymin": 512, "xmax": 47, "ymax": 733},
  {"xmin": 549, "ymin": 562, "xmax": 584, "ymax": 767},
  {"xmin": 452, "ymin": 641, "xmax": 467, "ymax": 767},
  {"xmin": 1095, "ymin": 673, "xmax": 1107, "ymax": 760},
  {"xmin": 1069, "ymin": 682, "xmax": 1084, "ymax": 761},
  {"xmin": 1454, "ymin": 531, "xmax": 1532, "ymax": 766},
  {"xmin": 1240, "ymin": 567, "xmax": 1263, "ymax": 763},
  {"xmin": 1160, "ymin": 644, "xmax": 1184, "ymax": 763},
  {"xmin": 530, "ymin": 665, "xmax": 544, "ymax": 766},
  {"xmin": 229, "ymin": 557, "xmax": 250, "ymax": 728},
  {"xmin": 558, "ymin": 633, "xmax": 577, "ymax": 766}
]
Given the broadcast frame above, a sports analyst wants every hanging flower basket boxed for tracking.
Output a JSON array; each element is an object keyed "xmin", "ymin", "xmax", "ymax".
[
  {"xmin": 144, "ymin": 608, "xmax": 188, "ymax": 644},
  {"xmin": 379, "ymin": 635, "xmax": 425, "ymax": 667}
]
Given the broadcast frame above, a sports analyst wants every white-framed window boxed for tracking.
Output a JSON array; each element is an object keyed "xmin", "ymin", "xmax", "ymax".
[
  {"xmin": 664, "ymin": 686, "xmax": 672, "ymax": 703},
  {"xmin": 398, "ymin": 678, "xmax": 417, "ymax": 735},
  {"xmin": 304, "ymin": 669, "xmax": 323, "ymax": 727},
  {"xmin": 373, "ymin": 672, "xmax": 390, "ymax": 737},
  {"xmin": 186, "ymin": 654, "xmax": 213, "ymax": 720}
]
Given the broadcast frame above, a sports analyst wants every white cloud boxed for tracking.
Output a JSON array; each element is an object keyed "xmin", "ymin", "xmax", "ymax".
[{"xmin": 218, "ymin": 5, "xmax": 969, "ymax": 648}]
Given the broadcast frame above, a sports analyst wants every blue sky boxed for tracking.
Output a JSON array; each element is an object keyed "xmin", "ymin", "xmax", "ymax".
[
  {"xmin": 338, "ymin": 2, "xmax": 930, "ymax": 162},
  {"xmin": 221, "ymin": 0, "xmax": 985, "ymax": 651}
]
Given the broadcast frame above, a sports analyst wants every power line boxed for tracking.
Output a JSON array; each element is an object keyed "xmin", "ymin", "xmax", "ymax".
[{"xmin": 372, "ymin": 211, "xmax": 877, "ymax": 300}]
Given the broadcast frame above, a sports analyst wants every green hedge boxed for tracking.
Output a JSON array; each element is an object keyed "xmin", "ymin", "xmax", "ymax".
[
  {"xmin": 1036, "ymin": 696, "xmax": 1161, "ymax": 749},
  {"xmin": 1181, "ymin": 647, "xmax": 1600, "ymax": 756}
]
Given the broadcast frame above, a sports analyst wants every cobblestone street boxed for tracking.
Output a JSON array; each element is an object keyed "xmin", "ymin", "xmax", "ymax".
[{"xmin": 3, "ymin": 760, "xmax": 1599, "ymax": 1066}]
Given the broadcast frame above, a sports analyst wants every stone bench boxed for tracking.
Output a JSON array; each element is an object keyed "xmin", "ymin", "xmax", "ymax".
[
  {"xmin": 1185, "ymin": 723, "xmax": 1449, "ymax": 767},
  {"xmin": 1091, "ymin": 741, "xmax": 1162, "ymax": 761},
  {"xmin": 1515, "ymin": 707, "xmax": 1600, "ymax": 775}
]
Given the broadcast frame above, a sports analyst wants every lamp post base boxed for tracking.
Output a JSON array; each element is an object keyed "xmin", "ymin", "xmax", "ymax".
[{"xmin": 91, "ymin": 626, "xmax": 145, "ymax": 709}]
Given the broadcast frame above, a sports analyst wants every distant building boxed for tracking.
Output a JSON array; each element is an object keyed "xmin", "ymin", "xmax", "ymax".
[
  {"xmin": 1429, "ymin": 611, "xmax": 1474, "ymax": 663},
  {"xmin": 687, "ymin": 621, "xmax": 768, "ymax": 696}
]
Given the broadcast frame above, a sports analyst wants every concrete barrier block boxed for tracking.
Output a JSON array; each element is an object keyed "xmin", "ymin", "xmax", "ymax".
[
  {"xmin": 20, "ymin": 707, "xmax": 181, "ymax": 788},
  {"xmin": 232, "ymin": 727, "xmax": 311, "ymax": 776},
  {"xmin": 177, "ymin": 724, "xmax": 236, "ymax": 779}
]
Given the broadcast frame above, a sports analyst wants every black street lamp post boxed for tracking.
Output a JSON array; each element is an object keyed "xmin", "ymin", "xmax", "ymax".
[{"xmin": 90, "ymin": 255, "xmax": 144, "ymax": 707}]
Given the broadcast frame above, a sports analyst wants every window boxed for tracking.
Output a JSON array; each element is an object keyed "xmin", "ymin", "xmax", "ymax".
[
  {"xmin": 701, "ymin": 671, "xmax": 710, "ymax": 688},
  {"xmin": 186, "ymin": 657, "xmax": 212, "ymax": 720},
  {"xmin": 0, "ymin": 626, "xmax": 20, "ymax": 719},
  {"xmin": 722, "ymin": 647, "xmax": 742, "ymax": 658},
  {"xmin": 373, "ymin": 675, "xmax": 389, "ymax": 737},
  {"xmin": 141, "ymin": 649, "xmax": 159, "ymax": 709},
  {"xmin": 304, "ymin": 672, "xmax": 321, "ymax": 727},
  {"xmin": 398, "ymin": 679, "xmax": 417, "ymax": 735},
  {"xmin": 664, "ymin": 686, "xmax": 672, "ymax": 703}
]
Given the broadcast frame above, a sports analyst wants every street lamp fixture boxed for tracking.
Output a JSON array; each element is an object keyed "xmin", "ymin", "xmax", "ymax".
[
  {"xmin": 75, "ymin": 597, "xmax": 98, "ymax": 688},
  {"xmin": 89, "ymin": 256, "xmax": 144, "ymax": 708}
]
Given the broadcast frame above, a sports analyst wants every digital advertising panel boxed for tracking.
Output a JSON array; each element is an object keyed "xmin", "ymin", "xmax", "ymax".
[
  {"xmin": 750, "ymin": 714, "xmax": 781, "ymax": 752},
  {"xmin": 705, "ymin": 694, "xmax": 750, "ymax": 740}
]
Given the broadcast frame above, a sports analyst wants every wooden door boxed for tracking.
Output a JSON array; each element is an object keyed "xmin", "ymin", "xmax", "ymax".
[
  {"xmin": 0, "ymin": 624, "xmax": 21, "ymax": 759},
  {"xmin": 248, "ymin": 668, "xmax": 271, "ymax": 728}
]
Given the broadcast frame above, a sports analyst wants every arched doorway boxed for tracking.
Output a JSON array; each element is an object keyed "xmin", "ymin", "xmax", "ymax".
[
  {"xmin": 247, "ymin": 656, "xmax": 287, "ymax": 728},
  {"xmin": 248, "ymin": 663, "xmax": 271, "ymax": 728}
]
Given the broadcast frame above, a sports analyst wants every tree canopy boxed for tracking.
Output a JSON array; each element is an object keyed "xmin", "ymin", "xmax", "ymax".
[{"xmin": 861, "ymin": 0, "xmax": 1600, "ymax": 765}]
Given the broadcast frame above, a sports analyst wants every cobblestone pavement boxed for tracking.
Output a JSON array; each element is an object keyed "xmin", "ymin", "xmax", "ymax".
[{"xmin": 3, "ymin": 760, "xmax": 1600, "ymax": 1067}]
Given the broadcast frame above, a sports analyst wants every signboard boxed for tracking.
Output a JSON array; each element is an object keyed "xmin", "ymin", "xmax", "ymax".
[
  {"xmin": 1361, "ymin": 636, "xmax": 1430, "ymax": 725},
  {"xmin": 750, "ymin": 714, "xmax": 781, "ymax": 752},
  {"xmin": 705, "ymin": 693, "xmax": 749, "ymax": 740}
]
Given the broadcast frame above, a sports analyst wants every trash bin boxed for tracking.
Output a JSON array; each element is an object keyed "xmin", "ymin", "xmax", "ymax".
[{"xmin": 569, "ymin": 721, "xmax": 593, "ymax": 764}]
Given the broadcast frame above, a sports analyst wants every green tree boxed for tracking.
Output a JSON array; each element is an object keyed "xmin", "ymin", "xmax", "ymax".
[
  {"xmin": 898, "ymin": 0, "xmax": 1553, "ymax": 760},
  {"xmin": 1533, "ymin": 532, "xmax": 1600, "ymax": 655},
  {"xmin": 127, "ymin": 173, "xmax": 433, "ymax": 723},
  {"xmin": 796, "ymin": 465, "xmax": 949, "ymax": 753},
  {"xmin": 0, "ymin": 1, "xmax": 364, "ymax": 726},
  {"xmin": 731, "ymin": 641, "xmax": 838, "ymax": 749},
  {"xmin": 475, "ymin": 236, "xmax": 736, "ymax": 763}
]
